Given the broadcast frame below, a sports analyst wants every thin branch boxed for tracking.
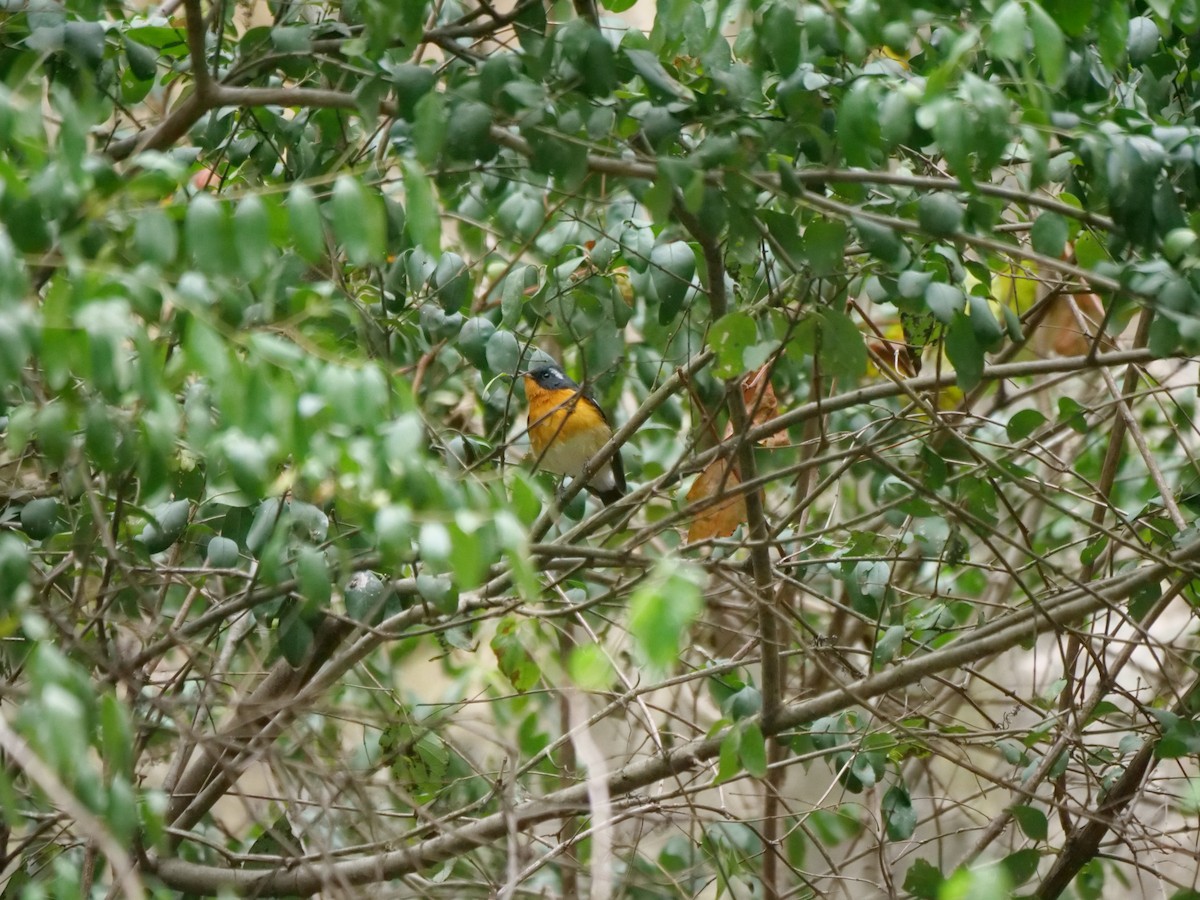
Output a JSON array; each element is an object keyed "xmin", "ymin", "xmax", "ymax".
[
  {"xmin": 1034, "ymin": 674, "xmax": 1197, "ymax": 899},
  {"xmin": 149, "ymin": 533, "xmax": 1200, "ymax": 895},
  {"xmin": 0, "ymin": 717, "xmax": 144, "ymax": 899}
]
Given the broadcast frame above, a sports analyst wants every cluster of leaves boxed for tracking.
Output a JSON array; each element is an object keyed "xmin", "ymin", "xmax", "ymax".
[{"xmin": 5, "ymin": 0, "xmax": 1200, "ymax": 897}]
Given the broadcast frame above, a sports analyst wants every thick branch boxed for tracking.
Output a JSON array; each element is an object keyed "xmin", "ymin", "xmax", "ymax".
[
  {"xmin": 181, "ymin": 0, "xmax": 213, "ymax": 102},
  {"xmin": 676, "ymin": 200, "xmax": 786, "ymax": 898}
]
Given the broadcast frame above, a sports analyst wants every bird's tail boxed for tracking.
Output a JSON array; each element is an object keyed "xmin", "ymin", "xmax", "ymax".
[{"xmin": 588, "ymin": 485, "xmax": 625, "ymax": 506}]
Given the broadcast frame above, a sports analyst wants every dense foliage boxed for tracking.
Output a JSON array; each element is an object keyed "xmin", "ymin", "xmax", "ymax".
[{"xmin": 4, "ymin": 0, "xmax": 1200, "ymax": 896}]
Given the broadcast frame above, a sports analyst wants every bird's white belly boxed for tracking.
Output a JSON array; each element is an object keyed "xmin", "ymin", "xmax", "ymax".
[{"xmin": 535, "ymin": 429, "xmax": 617, "ymax": 492}]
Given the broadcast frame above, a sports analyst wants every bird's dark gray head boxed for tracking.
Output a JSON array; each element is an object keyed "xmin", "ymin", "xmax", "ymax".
[{"xmin": 524, "ymin": 365, "xmax": 578, "ymax": 391}]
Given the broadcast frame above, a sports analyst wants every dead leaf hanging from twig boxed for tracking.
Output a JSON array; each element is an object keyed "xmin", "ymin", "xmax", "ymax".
[{"xmin": 686, "ymin": 458, "xmax": 748, "ymax": 542}]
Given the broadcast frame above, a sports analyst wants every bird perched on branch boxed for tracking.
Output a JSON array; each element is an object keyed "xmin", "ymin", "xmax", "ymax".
[{"xmin": 523, "ymin": 365, "xmax": 626, "ymax": 506}]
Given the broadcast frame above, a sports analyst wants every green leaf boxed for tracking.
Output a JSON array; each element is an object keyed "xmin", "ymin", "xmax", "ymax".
[
  {"xmin": 716, "ymin": 728, "xmax": 741, "ymax": 784},
  {"xmin": 1028, "ymin": 1, "xmax": 1066, "ymax": 87},
  {"xmin": 917, "ymin": 193, "xmax": 964, "ymax": 237},
  {"xmin": 136, "ymin": 500, "xmax": 191, "ymax": 554},
  {"xmin": 761, "ymin": 3, "xmax": 801, "ymax": 76},
  {"xmin": 1126, "ymin": 16, "xmax": 1159, "ymax": 66},
  {"xmin": 295, "ymin": 546, "xmax": 331, "ymax": 611},
  {"xmin": 1073, "ymin": 231, "xmax": 1107, "ymax": 270},
  {"xmin": 1056, "ymin": 396, "xmax": 1089, "ymax": 434},
  {"xmin": 724, "ymin": 686, "xmax": 762, "ymax": 720},
  {"xmin": 402, "ymin": 160, "xmax": 441, "ymax": 254},
  {"xmin": 205, "ymin": 536, "xmax": 239, "ymax": 568},
  {"xmin": 818, "ymin": 307, "xmax": 867, "ymax": 384},
  {"xmin": 501, "ymin": 265, "xmax": 536, "ymax": 329},
  {"xmin": 375, "ymin": 505, "xmax": 413, "ymax": 566},
  {"xmin": 568, "ymin": 644, "xmax": 614, "ymax": 690},
  {"xmin": 623, "ymin": 48, "xmax": 693, "ymax": 101},
  {"xmin": 1030, "ymin": 212, "xmax": 1068, "ymax": 258},
  {"xmin": 413, "ymin": 90, "xmax": 447, "ymax": 166},
  {"xmin": 1006, "ymin": 408, "xmax": 1046, "ymax": 441},
  {"xmin": 392, "ymin": 63, "xmax": 437, "ymax": 120},
  {"xmin": 1003, "ymin": 854, "xmax": 1041, "ymax": 888},
  {"xmin": 233, "ymin": 194, "xmax": 271, "ymax": 279},
  {"xmin": 447, "ymin": 517, "xmax": 490, "ymax": 590},
  {"xmin": 1010, "ymin": 804, "xmax": 1048, "ymax": 841},
  {"xmin": 925, "ymin": 282, "xmax": 966, "ymax": 324},
  {"xmin": 99, "ymin": 693, "xmax": 134, "ymax": 778},
  {"xmin": 63, "ymin": 20, "xmax": 104, "ymax": 68},
  {"xmin": 331, "ymin": 175, "xmax": 386, "ymax": 266},
  {"xmin": 124, "ymin": 36, "xmax": 159, "ymax": 80},
  {"xmin": 708, "ymin": 312, "xmax": 757, "ymax": 378},
  {"xmin": 106, "ymin": 775, "xmax": 138, "ymax": 845},
  {"xmin": 988, "ymin": 1, "xmax": 1027, "ymax": 61},
  {"xmin": 485, "ymin": 329, "xmax": 520, "ymax": 374},
  {"xmin": 416, "ymin": 573, "xmax": 457, "ymax": 615},
  {"xmin": 839, "ymin": 80, "xmax": 881, "ymax": 168},
  {"xmin": 278, "ymin": 609, "xmax": 314, "ymax": 666},
  {"xmin": 344, "ymin": 571, "xmax": 388, "ymax": 624},
  {"xmin": 20, "ymin": 498, "xmax": 62, "ymax": 541},
  {"xmin": 458, "ymin": 317, "xmax": 496, "ymax": 369},
  {"xmin": 873, "ymin": 625, "xmax": 905, "ymax": 669},
  {"xmin": 445, "ymin": 101, "xmax": 494, "ymax": 163},
  {"xmin": 133, "ymin": 207, "xmax": 178, "ymax": 266},
  {"xmin": 903, "ymin": 858, "xmax": 944, "ymax": 900},
  {"xmin": 945, "ymin": 312, "xmax": 984, "ymax": 391},
  {"xmin": 882, "ymin": 784, "xmax": 916, "ymax": 840},
  {"xmin": 966, "ymin": 294, "xmax": 1005, "ymax": 347},
  {"xmin": 761, "ymin": 209, "xmax": 804, "ymax": 266},
  {"xmin": 739, "ymin": 722, "xmax": 768, "ymax": 778},
  {"xmin": 650, "ymin": 241, "xmax": 696, "ymax": 323},
  {"xmin": 185, "ymin": 194, "xmax": 233, "ymax": 276},
  {"xmin": 1042, "ymin": 0, "xmax": 1093, "ymax": 34},
  {"xmin": 270, "ymin": 24, "xmax": 310, "ymax": 53},
  {"xmin": 0, "ymin": 535, "xmax": 30, "ymax": 596},
  {"xmin": 432, "ymin": 252, "xmax": 471, "ymax": 313},
  {"xmin": 803, "ymin": 219, "xmax": 847, "ymax": 277},
  {"xmin": 941, "ymin": 864, "xmax": 1013, "ymax": 900},
  {"xmin": 879, "ymin": 91, "xmax": 914, "ymax": 147},
  {"xmin": 628, "ymin": 564, "xmax": 704, "ymax": 671},
  {"xmin": 225, "ymin": 432, "xmax": 272, "ymax": 499},
  {"xmin": 853, "ymin": 216, "xmax": 908, "ymax": 269},
  {"xmin": 286, "ymin": 182, "xmax": 325, "ymax": 262},
  {"xmin": 924, "ymin": 98, "xmax": 971, "ymax": 184}
]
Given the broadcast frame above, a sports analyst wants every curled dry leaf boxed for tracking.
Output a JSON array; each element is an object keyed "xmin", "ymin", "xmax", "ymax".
[
  {"xmin": 686, "ymin": 459, "xmax": 748, "ymax": 542},
  {"xmin": 687, "ymin": 366, "xmax": 782, "ymax": 540},
  {"xmin": 739, "ymin": 365, "xmax": 788, "ymax": 448}
]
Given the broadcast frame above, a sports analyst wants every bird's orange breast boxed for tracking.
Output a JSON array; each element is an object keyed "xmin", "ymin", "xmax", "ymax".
[
  {"xmin": 526, "ymin": 386, "xmax": 604, "ymax": 454},
  {"xmin": 524, "ymin": 380, "xmax": 613, "ymax": 477}
]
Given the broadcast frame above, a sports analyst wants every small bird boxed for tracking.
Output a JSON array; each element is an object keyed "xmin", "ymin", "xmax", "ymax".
[{"xmin": 523, "ymin": 365, "xmax": 626, "ymax": 505}]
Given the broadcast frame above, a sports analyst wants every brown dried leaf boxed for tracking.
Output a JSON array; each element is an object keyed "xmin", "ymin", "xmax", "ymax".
[
  {"xmin": 686, "ymin": 459, "xmax": 748, "ymax": 542},
  {"xmin": 741, "ymin": 366, "xmax": 788, "ymax": 448},
  {"xmin": 868, "ymin": 339, "xmax": 917, "ymax": 377},
  {"xmin": 1035, "ymin": 291, "xmax": 1107, "ymax": 357}
]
